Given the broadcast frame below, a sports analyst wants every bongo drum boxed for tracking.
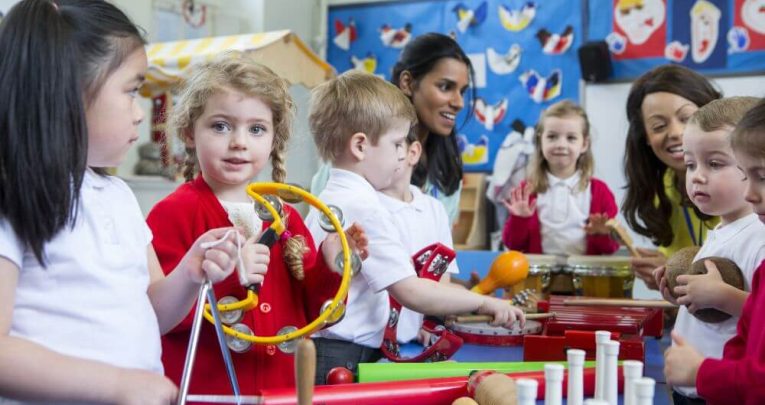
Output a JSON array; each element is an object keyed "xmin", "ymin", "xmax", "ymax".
[
  {"xmin": 508, "ymin": 254, "xmax": 557, "ymax": 298},
  {"xmin": 449, "ymin": 320, "xmax": 543, "ymax": 346},
  {"xmin": 546, "ymin": 255, "xmax": 575, "ymax": 295},
  {"xmin": 568, "ymin": 256, "xmax": 634, "ymax": 298}
]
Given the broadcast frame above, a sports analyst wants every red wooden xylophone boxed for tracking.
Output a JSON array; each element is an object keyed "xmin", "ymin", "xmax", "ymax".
[{"xmin": 523, "ymin": 295, "xmax": 664, "ymax": 362}]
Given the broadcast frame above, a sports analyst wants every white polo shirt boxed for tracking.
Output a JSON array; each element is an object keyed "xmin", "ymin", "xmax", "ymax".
[
  {"xmin": 672, "ymin": 213, "xmax": 765, "ymax": 397},
  {"xmin": 0, "ymin": 170, "xmax": 163, "ymax": 377},
  {"xmin": 306, "ymin": 169, "xmax": 416, "ymax": 348},
  {"xmin": 379, "ymin": 185, "xmax": 460, "ymax": 343},
  {"xmin": 537, "ymin": 171, "xmax": 591, "ymax": 255}
]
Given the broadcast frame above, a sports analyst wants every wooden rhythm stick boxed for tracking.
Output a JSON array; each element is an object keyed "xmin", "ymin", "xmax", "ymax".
[
  {"xmin": 452, "ymin": 397, "xmax": 479, "ymax": 405},
  {"xmin": 295, "ymin": 339, "xmax": 316, "ymax": 405},
  {"xmin": 562, "ymin": 298, "xmax": 676, "ymax": 309},
  {"xmin": 605, "ymin": 219, "xmax": 641, "ymax": 258},
  {"xmin": 453, "ymin": 312, "xmax": 556, "ymax": 324}
]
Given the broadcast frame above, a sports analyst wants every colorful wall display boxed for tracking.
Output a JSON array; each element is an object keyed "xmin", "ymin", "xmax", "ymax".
[
  {"xmin": 590, "ymin": 0, "xmax": 765, "ymax": 79},
  {"xmin": 327, "ymin": 0, "xmax": 583, "ymax": 173},
  {"xmin": 327, "ymin": 0, "xmax": 765, "ymax": 173}
]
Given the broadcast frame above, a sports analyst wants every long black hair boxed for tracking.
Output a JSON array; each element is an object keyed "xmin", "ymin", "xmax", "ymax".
[
  {"xmin": 622, "ymin": 64, "xmax": 721, "ymax": 246},
  {"xmin": 0, "ymin": 0, "xmax": 145, "ymax": 264},
  {"xmin": 391, "ymin": 32, "xmax": 475, "ymax": 196}
]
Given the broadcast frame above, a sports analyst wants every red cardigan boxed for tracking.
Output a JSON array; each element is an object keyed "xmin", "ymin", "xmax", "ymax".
[
  {"xmin": 502, "ymin": 177, "xmax": 619, "ymax": 255},
  {"xmin": 147, "ymin": 176, "xmax": 340, "ymax": 395},
  {"xmin": 697, "ymin": 260, "xmax": 765, "ymax": 404}
]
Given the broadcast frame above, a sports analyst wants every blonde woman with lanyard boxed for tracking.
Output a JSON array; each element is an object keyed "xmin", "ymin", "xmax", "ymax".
[{"xmin": 622, "ymin": 65, "xmax": 721, "ymax": 289}]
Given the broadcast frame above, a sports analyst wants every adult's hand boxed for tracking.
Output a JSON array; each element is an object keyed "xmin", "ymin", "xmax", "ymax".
[{"xmin": 631, "ymin": 248, "xmax": 666, "ymax": 290}]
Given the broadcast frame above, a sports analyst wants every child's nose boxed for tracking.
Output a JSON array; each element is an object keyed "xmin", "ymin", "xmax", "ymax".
[{"xmin": 229, "ymin": 130, "xmax": 247, "ymax": 148}]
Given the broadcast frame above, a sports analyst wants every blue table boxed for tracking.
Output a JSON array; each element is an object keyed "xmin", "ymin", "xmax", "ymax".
[{"xmin": 400, "ymin": 333, "xmax": 671, "ymax": 404}]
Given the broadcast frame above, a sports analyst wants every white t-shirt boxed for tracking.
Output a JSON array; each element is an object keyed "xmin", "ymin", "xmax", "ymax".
[
  {"xmin": 0, "ymin": 171, "xmax": 163, "ymax": 380},
  {"xmin": 378, "ymin": 185, "xmax": 460, "ymax": 343},
  {"xmin": 537, "ymin": 171, "xmax": 591, "ymax": 255},
  {"xmin": 672, "ymin": 213, "xmax": 765, "ymax": 397},
  {"xmin": 306, "ymin": 169, "xmax": 415, "ymax": 348}
]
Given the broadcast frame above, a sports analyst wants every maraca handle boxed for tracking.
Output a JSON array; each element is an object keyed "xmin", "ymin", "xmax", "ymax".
[{"xmin": 246, "ymin": 226, "xmax": 280, "ymax": 293}]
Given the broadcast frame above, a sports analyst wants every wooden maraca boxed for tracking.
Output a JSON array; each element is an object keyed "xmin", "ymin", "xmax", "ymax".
[{"xmin": 467, "ymin": 370, "xmax": 517, "ymax": 405}]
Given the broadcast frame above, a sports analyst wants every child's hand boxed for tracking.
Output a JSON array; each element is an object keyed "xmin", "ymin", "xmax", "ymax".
[
  {"xmin": 501, "ymin": 184, "xmax": 536, "ymax": 218},
  {"xmin": 114, "ymin": 369, "xmax": 177, "ymax": 405},
  {"xmin": 654, "ymin": 266, "xmax": 679, "ymax": 305},
  {"xmin": 477, "ymin": 297, "xmax": 526, "ymax": 328},
  {"xmin": 584, "ymin": 213, "xmax": 610, "ymax": 235},
  {"xmin": 674, "ymin": 260, "xmax": 726, "ymax": 313},
  {"xmin": 664, "ymin": 331, "xmax": 703, "ymax": 387},
  {"xmin": 631, "ymin": 248, "xmax": 666, "ymax": 290},
  {"xmin": 321, "ymin": 222, "xmax": 369, "ymax": 271},
  {"xmin": 240, "ymin": 236, "xmax": 270, "ymax": 286},
  {"xmin": 183, "ymin": 227, "xmax": 239, "ymax": 284},
  {"xmin": 416, "ymin": 328, "xmax": 433, "ymax": 346}
]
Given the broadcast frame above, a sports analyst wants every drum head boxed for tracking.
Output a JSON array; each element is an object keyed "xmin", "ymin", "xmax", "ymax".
[
  {"xmin": 450, "ymin": 320, "xmax": 542, "ymax": 336},
  {"xmin": 450, "ymin": 320, "xmax": 542, "ymax": 346}
]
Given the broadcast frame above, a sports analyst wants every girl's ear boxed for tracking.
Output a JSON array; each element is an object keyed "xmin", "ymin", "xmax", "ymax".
[
  {"xmin": 581, "ymin": 135, "xmax": 590, "ymax": 154},
  {"xmin": 349, "ymin": 132, "xmax": 368, "ymax": 161},
  {"xmin": 398, "ymin": 70, "xmax": 414, "ymax": 97}
]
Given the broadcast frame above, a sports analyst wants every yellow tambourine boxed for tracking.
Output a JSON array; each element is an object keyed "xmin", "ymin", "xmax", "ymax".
[{"xmin": 202, "ymin": 182, "xmax": 352, "ymax": 345}]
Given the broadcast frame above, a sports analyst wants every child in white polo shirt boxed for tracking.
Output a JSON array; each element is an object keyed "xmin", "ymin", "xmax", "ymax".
[
  {"xmin": 655, "ymin": 97, "xmax": 765, "ymax": 404},
  {"xmin": 378, "ymin": 132, "xmax": 460, "ymax": 344},
  {"xmin": 305, "ymin": 71, "xmax": 524, "ymax": 384}
]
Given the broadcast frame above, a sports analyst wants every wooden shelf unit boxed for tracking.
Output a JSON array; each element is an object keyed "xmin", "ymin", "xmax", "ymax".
[{"xmin": 453, "ymin": 173, "xmax": 487, "ymax": 250}]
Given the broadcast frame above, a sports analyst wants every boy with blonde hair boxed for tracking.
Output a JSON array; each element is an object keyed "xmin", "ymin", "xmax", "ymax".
[
  {"xmin": 656, "ymin": 97, "xmax": 765, "ymax": 404},
  {"xmin": 306, "ymin": 71, "xmax": 524, "ymax": 383}
]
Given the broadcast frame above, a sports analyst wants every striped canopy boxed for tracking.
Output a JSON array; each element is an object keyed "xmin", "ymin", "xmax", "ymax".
[{"xmin": 141, "ymin": 30, "xmax": 334, "ymax": 97}]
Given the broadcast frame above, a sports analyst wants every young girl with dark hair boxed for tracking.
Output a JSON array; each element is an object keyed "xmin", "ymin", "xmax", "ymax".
[{"xmin": 0, "ymin": 1, "xmax": 241, "ymax": 402}]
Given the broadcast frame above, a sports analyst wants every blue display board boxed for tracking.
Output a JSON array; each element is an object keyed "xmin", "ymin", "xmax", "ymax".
[
  {"xmin": 327, "ymin": 0, "xmax": 583, "ymax": 173},
  {"xmin": 328, "ymin": 0, "xmax": 765, "ymax": 173},
  {"xmin": 588, "ymin": 0, "xmax": 765, "ymax": 79}
]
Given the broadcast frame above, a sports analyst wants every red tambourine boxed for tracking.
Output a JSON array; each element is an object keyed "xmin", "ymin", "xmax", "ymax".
[{"xmin": 380, "ymin": 243, "xmax": 463, "ymax": 362}]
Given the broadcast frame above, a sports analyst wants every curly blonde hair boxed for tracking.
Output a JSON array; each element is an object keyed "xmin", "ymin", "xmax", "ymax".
[
  {"xmin": 169, "ymin": 51, "xmax": 307, "ymax": 279},
  {"xmin": 527, "ymin": 99, "xmax": 594, "ymax": 193},
  {"xmin": 169, "ymin": 51, "xmax": 295, "ymax": 183}
]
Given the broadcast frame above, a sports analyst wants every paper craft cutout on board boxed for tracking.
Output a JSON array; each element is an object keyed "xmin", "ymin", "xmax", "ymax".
[
  {"xmin": 665, "ymin": 40, "xmax": 690, "ymax": 61},
  {"xmin": 350, "ymin": 53, "xmax": 377, "ymax": 74},
  {"xmin": 736, "ymin": 0, "xmax": 765, "ymax": 50},
  {"xmin": 487, "ymin": 119, "xmax": 535, "ymax": 203},
  {"xmin": 458, "ymin": 134, "xmax": 490, "ymax": 165},
  {"xmin": 537, "ymin": 26, "xmax": 574, "ymax": 55},
  {"xmin": 487, "ymin": 44, "xmax": 521, "ymax": 74},
  {"xmin": 453, "ymin": 1, "xmax": 488, "ymax": 33},
  {"xmin": 606, "ymin": 32, "xmax": 627, "ymax": 54},
  {"xmin": 498, "ymin": 2, "xmax": 536, "ymax": 32},
  {"xmin": 742, "ymin": 0, "xmax": 765, "ymax": 34},
  {"xmin": 474, "ymin": 97, "xmax": 508, "ymax": 131},
  {"xmin": 612, "ymin": 0, "xmax": 666, "ymax": 59},
  {"xmin": 468, "ymin": 52, "xmax": 487, "ymax": 88},
  {"xmin": 727, "ymin": 26, "xmax": 751, "ymax": 52},
  {"xmin": 671, "ymin": 0, "xmax": 727, "ymax": 68},
  {"xmin": 690, "ymin": 0, "xmax": 722, "ymax": 63},
  {"xmin": 333, "ymin": 18, "xmax": 357, "ymax": 51},
  {"xmin": 519, "ymin": 69, "xmax": 562, "ymax": 103},
  {"xmin": 380, "ymin": 23, "xmax": 412, "ymax": 48}
]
